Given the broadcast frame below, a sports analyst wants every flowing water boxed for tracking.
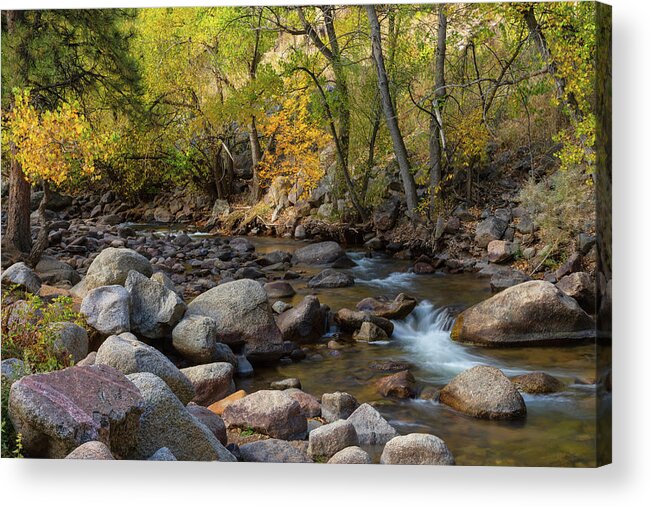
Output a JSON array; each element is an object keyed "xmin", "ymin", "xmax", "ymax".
[{"xmin": 138, "ymin": 228, "xmax": 601, "ymax": 466}]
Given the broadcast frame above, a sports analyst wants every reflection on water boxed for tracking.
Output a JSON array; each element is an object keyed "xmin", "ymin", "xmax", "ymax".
[{"xmin": 135, "ymin": 228, "xmax": 598, "ymax": 466}]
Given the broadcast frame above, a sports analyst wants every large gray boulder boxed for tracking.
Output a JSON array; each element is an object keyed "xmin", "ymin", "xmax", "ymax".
[
  {"xmin": 307, "ymin": 420, "xmax": 358, "ymax": 460},
  {"xmin": 125, "ymin": 270, "xmax": 186, "ymax": 339},
  {"xmin": 451, "ymin": 280, "xmax": 595, "ymax": 346},
  {"xmin": 292, "ymin": 241, "xmax": 345, "ymax": 265},
  {"xmin": 239, "ymin": 439, "xmax": 313, "ymax": 463},
  {"xmin": 556, "ymin": 272, "xmax": 596, "ymax": 314},
  {"xmin": 80, "ymin": 285, "xmax": 130, "ymax": 336},
  {"xmin": 172, "ymin": 315, "xmax": 219, "ymax": 364},
  {"xmin": 8, "ymin": 365, "xmax": 143, "ymax": 458},
  {"xmin": 327, "ymin": 446, "xmax": 372, "ymax": 464},
  {"xmin": 95, "ymin": 333, "xmax": 195, "ymax": 405},
  {"xmin": 83, "ymin": 247, "xmax": 152, "ymax": 292},
  {"xmin": 347, "ymin": 403, "xmax": 398, "ymax": 445},
  {"xmin": 127, "ymin": 372, "xmax": 235, "ymax": 461},
  {"xmin": 439, "ymin": 365, "xmax": 526, "ymax": 420},
  {"xmin": 186, "ymin": 279, "xmax": 283, "ymax": 361},
  {"xmin": 1, "ymin": 262, "xmax": 41, "ymax": 294},
  {"xmin": 222, "ymin": 390, "xmax": 307, "ymax": 440},
  {"xmin": 307, "ymin": 269, "xmax": 354, "ymax": 289},
  {"xmin": 475, "ymin": 216, "xmax": 508, "ymax": 248},
  {"xmin": 380, "ymin": 434, "xmax": 455, "ymax": 465},
  {"xmin": 181, "ymin": 362, "xmax": 235, "ymax": 406},
  {"xmin": 334, "ymin": 308, "xmax": 393, "ymax": 336},
  {"xmin": 48, "ymin": 322, "xmax": 89, "ymax": 364},
  {"xmin": 35, "ymin": 256, "xmax": 81, "ymax": 285},
  {"xmin": 276, "ymin": 295, "xmax": 327, "ymax": 343}
]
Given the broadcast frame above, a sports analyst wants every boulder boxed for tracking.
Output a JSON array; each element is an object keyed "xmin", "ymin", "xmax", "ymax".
[
  {"xmin": 222, "ymin": 390, "xmax": 307, "ymax": 440},
  {"xmin": 127, "ymin": 372, "xmax": 235, "ymax": 461},
  {"xmin": 334, "ymin": 308, "xmax": 393, "ymax": 336},
  {"xmin": 80, "ymin": 285, "xmax": 131, "ymax": 336},
  {"xmin": 35, "ymin": 256, "xmax": 81, "ymax": 285},
  {"xmin": 475, "ymin": 217, "xmax": 508, "ymax": 248},
  {"xmin": 8, "ymin": 365, "xmax": 143, "ymax": 458},
  {"xmin": 380, "ymin": 434, "xmax": 455, "ymax": 465},
  {"xmin": 439, "ymin": 365, "xmax": 526, "ymax": 420},
  {"xmin": 186, "ymin": 404, "xmax": 227, "ymax": 445},
  {"xmin": 353, "ymin": 321, "xmax": 389, "ymax": 342},
  {"xmin": 207, "ymin": 389, "xmax": 247, "ymax": 416},
  {"xmin": 172, "ymin": 315, "xmax": 221, "ymax": 364},
  {"xmin": 293, "ymin": 241, "xmax": 345, "ymax": 265},
  {"xmin": 556, "ymin": 272, "xmax": 596, "ymax": 314},
  {"xmin": 511, "ymin": 372, "xmax": 565, "ymax": 394},
  {"xmin": 125, "ymin": 270, "xmax": 186, "ymax": 339},
  {"xmin": 181, "ymin": 362, "xmax": 235, "ymax": 406},
  {"xmin": 555, "ymin": 252, "xmax": 583, "ymax": 279},
  {"xmin": 284, "ymin": 388, "xmax": 321, "ymax": 418},
  {"xmin": 489, "ymin": 269, "xmax": 532, "ymax": 292},
  {"xmin": 48, "ymin": 322, "xmax": 89, "ymax": 364},
  {"xmin": 373, "ymin": 197, "xmax": 400, "ymax": 232},
  {"xmin": 185, "ymin": 279, "xmax": 283, "ymax": 361},
  {"xmin": 451, "ymin": 280, "xmax": 595, "ymax": 346},
  {"xmin": 1, "ymin": 262, "xmax": 41, "ymax": 294},
  {"xmin": 270, "ymin": 378, "xmax": 301, "ymax": 390},
  {"xmin": 95, "ymin": 333, "xmax": 195, "ymax": 405},
  {"xmin": 487, "ymin": 240, "xmax": 517, "ymax": 263},
  {"xmin": 1, "ymin": 358, "xmax": 29, "ymax": 383},
  {"xmin": 147, "ymin": 447, "xmax": 177, "ymax": 461},
  {"xmin": 327, "ymin": 446, "xmax": 372, "ymax": 464},
  {"xmin": 264, "ymin": 281, "xmax": 296, "ymax": 298},
  {"xmin": 355, "ymin": 293, "xmax": 417, "ymax": 320},
  {"xmin": 83, "ymin": 248, "xmax": 152, "ymax": 292},
  {"xmin": 307, "ymin": 420, "xmax": 358, "ymax": 460},
  {"xmin": 346, "ymin": 403, "xmax": 398, "ymax": 445},
  {"xmin": 375, "ymin": 370, "xmax": 416, "ymax": 399},
  {"xmin": 65, "ymin": 441, "xmax": 114, "ymax": 460},
  {"xmin": 239, "ymin": 439, "xmax": 313, "ymax": 463},
  {"xmin": 321, "ymin": 392, "xmax": 359, "ymax": 423},
  {"xmin": 307, "ymin": 269, "xmax": 354, "ymax": 289},
  {"xmin": 276, "ymin": 295, "xmax": 327, "ymax": 343},
  {"xmin": 272, "ymin": 300, "xmax": 292, "ymax": 314}
]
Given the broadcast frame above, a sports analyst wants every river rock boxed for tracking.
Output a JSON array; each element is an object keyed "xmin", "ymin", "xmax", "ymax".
[
  {"xmin": 185, "ymin": 279, "xmax": 283, "ymax": 361},
  {"xmin": 147, "ymin": 447, "xmax": 177, "ymax": 461},
  {"xmin": 239, "ymin": 439, "xmax": 313, "ymax": 463},
  {"xmin": 95, "ymin": 333, "xmax": 195, "ymax": 405},
  {"xmin": 222, "ymin": 390, "xmax": 307, "ymax": 440},
  {"xmin": 321, "ymin": 392, "xmax": 359, "ymax": 423},
  {"xmin": 376, "ymin": 370, "xmax": 416, "ymax": 399},
  {"xmin": 127, "ymin": 372, "xmax": 235, "ymax": 461},
  {"xmin": 556, "ymin": 272, "xmax": 596, "ymax": 314},
  {"xmin": 555, "ymin": 252, "xmax": 583, "ymax": 279},
  {"xmin": 292, "ymin": 241, "xmax": 345, "ymax": 265},
  {"xmin": 439, "ymin": 365, "xmax": 526, "ymax": 419},
  {"xmin": 172, "ymin": 315, "xmax": 219, "ymax": 364},
  {"xmin": 8, "ymin": 365, "xmax": 143, "ymax": 459},
  {"xmin": 83, "ymin": 247, "xmax": 152, "ymax": 292},
  {"xmin": 327, "ymin": 446, "xmax": 372, "ymax": 464},
  {"xmin": 307, "ymin": 419, "xmax": 358, "ymax": 460},
  {"xmin": 475, "ymin": 217, "xmax": 508, "ymax": 248},
  {"xmin": 451, "ymin": 280, "xmax": 595, "ymax": 346},
  {"xmin": 353, "ymin": 321, "xmax": 388, "ymax": 342},
  {"xmin": 264, "ymin": 281, "xmax": 296, "ymax": 298},
  {"xmin": 307, "ymin": 269, "xmax": 354, "ymax": 288},
  {"xmin": 65, "ymin": 441, "xmax": 114, "ymax": 460},
  {"xmin": 49, "ymin": 322, "xmax": 89, "ymax": 364},
  {"xmin": 284, "ymin": 388, "xmax": 321, "ymax": 418},
  {"xmin": 512, "ymin": 371, "xmax": 565, "ymax": 394},
  {"xmin": 80, "ymin": 285, "xmax": 130, "ymax": 336},
  {"xmin": 355, "ymin": 293, "xmax": 417, "ymax": 320},
  {"xmin": 487, "ymin": 240, "xmax": 517, "ymax": 263},
  {"xmin": 347, "ymin": 403, "xmax": 398, "ymax": 445},
  {"xmin": 181, "ymin": 362, "xmax": 235, "ymax": 406},
  {"xmin": 1, "ymin": 262, "xmax": 41, "ymax": 294},
  {"xmin": 270, "ymin": 378, "xmax": 301, "ymax": 390},
  {"xmin": 276, "ymin": 295, "xmax": 327, "ymax": 343},
  {"xmin": 35, "ymin": 256, "xmax": 81, "ymax": 285},
  {"xmin": 272, "ymin": 300, "xmax": 292, "ymax": 314},
  {"xmin": 380, "ymin": 434, "xmax": 455, "ymax": 465},
  {"xmin": 186, "ymin": 404, "xmax": 227, "ymax": 445},
  {"xmin": 125, "ymin": 270, "xmax": 186, "ymax": 339},
  {"xmin": 490, "ymin": 268, "xmax": 532, "ymax": 292},
  {"xmin": 334, "ymin": 308, "xmax": 394, "ymax": 336}
]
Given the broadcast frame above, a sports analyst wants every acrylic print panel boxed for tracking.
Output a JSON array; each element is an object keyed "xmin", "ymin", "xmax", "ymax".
[{"xmin": 0, "ymin": 2, "xmax": 611, "ymax": 467}]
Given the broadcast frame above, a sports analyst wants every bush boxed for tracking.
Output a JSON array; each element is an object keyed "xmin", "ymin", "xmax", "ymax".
[{"xmin": 1, "ymin": 290, "xmax": 85, "ymax": 457}]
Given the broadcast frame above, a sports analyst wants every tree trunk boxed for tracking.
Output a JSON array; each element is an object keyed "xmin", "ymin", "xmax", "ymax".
[
  {"xmin": 249, "ymin": 116, "xmax": 262, "ymax": 202},
  {"xmin": 6, "ymin": 143, "xmax": 32, "ymax": 253},
  {"xmin": 429, "ymin": 3, "xmax": 447, "ymax": 218},
  {"xmin": 366, "ymin": 5, "xmax": 418, "ymax": 213},
  {"xmin": 26, "ymin": 181, "xmax": 50, "ymax": 267}
]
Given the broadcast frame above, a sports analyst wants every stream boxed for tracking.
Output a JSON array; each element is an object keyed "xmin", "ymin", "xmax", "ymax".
[{"xmin": 136, "ymin": 227, "xmax": 600, "ymax": 467}]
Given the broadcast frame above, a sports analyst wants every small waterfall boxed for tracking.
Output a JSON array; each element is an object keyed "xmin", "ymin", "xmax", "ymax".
[{"xmin": 392, "ymin": 301, "xmax": 489, "ymax": 378}]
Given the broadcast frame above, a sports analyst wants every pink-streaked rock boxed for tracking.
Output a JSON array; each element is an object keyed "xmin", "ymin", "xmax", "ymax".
[{"xmin": 8, "ymin": 364, "xmax": 143, "ymax": 459}]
